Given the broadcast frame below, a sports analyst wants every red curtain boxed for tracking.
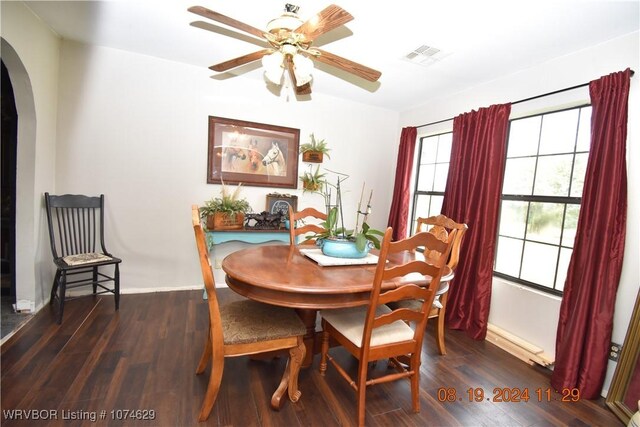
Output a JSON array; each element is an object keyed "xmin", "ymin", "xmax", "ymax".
[
  {"xmin": 441, "ymin": 104, "xmax": 511, "ymax": 340},
  {"xmin": 551, "ymin": 69, "xmax": 631, "ymax": 398},
  {"xmin": 387, "ymin": 127, "xmax": 417, "ymax": 241}
]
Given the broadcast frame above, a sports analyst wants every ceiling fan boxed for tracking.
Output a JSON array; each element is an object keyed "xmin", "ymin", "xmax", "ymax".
[{"xmin": 188, "ymin": 3, "xmax": 382, "ymax": 95}]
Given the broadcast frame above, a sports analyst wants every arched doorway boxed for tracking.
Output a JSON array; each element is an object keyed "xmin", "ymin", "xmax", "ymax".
[
  {"xmin": 1, "ymin": 38, "xmax": 38, "ymax": 338},
  {"xmin": 1, "ymin": 60, "xmax": 18, "ymax": 308}
]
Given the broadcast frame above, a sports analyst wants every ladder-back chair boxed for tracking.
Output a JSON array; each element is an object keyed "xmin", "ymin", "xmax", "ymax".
[
  {"xmin": 389, "ymin": 214, "xmax": 468, "ymax": 354},
  {"xmin": 319, "ymin": 226, "xmax": 456, "ymax": 426},
  {"xmin": 44, "ymin": 193, "xmax": 122, "ymax": 324},
  {"xmin": 414, "ymin": 214, "xmax": 468, "ymax": 355},
  {"xmin": 288, "ymin": 206, "xmax": 327, "ymax": 246},
  {"xmin": 191, "ymin": 205, "xmax": 306, "ymax": 421}
]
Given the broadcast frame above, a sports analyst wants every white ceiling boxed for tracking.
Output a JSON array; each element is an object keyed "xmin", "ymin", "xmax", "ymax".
[{"xmin": 23, "ymin": 0, "xmax": 640, "ymax": 112}]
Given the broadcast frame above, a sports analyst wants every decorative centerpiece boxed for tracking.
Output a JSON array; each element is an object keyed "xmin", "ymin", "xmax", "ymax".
[
  {"xmin": 200, "ymin": 182, "xmax": 252, "ymax": 230},
  {"xmin": 310, "ymin": 174, "xmax": 384, "ymax": 258},
  {"xmin": 300, "ymin": 133, "xmax": 331, "ymax": 163}
]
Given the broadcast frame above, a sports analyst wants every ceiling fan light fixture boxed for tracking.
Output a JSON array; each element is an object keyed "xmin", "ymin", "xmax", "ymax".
[
  {"xmin": 293, "ymin": 53, "xmax": 314, "ymax": 86},
  {"xmin": 262, "ymin": 51, "xmax": 284, "ymax": 84},
  {"xmin": 266, "ymin": 12, "xmax": 303, "ymax": 33}
]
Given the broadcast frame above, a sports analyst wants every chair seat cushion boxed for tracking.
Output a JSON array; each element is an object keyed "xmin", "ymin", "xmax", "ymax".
[
  {"xmin": 220, "ymin": 300, "xmax": 306, "ymax": 345},
  {"xmin": 321, "ymin": 305, "xmax": 414, "ymax": 348},
  {"xmin": 62, "ymin": 252, "xmax": 114, "ymax": 266}
]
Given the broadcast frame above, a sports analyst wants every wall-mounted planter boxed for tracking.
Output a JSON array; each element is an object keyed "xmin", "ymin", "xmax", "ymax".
[
  {"xmin": 302, "ymin": 150, "xmax": 324, "ymax": 163},
  {"xmin": 302, "ymin": 181, "xmax": 323, "ymax": 192}
]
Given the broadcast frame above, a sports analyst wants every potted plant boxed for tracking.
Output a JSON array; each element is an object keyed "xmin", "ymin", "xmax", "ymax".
[
  {"xmin": 300, "ymin": 165, "xmax": 326, "ymax": 192},
  {"xmin": 300, "ymin": 133, "xmax": 330, "ymax": 163},
  {"xmin": 307, "ymin": 175, "xmax": 384, "ymax": 258},
  {"xmin": 200, "ymin": 182, "xmax": 252, "ymax": 230}
]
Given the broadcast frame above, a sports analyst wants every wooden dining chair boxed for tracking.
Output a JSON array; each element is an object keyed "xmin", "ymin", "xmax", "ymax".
[
  {"xmin": 288, "ymin": 206, "xmax": 327, "ymax": 246},
  {"xmin": 319, "ymin": 226, "xmax": 456, "ymax": 426},
  {"xmin": 389, "ymin": 215, "xmax": 468, "ymax": 355},
  {"xmin": 44, "ymin": 193, "xmax": 122, "ymax": 324},
  {"xmin": 413, "ymin": 214, "xmax": 468, "ymax": 355},
  {"xmin": 191, "ymin": 205, "xmax": 306, "ymax": 421}
]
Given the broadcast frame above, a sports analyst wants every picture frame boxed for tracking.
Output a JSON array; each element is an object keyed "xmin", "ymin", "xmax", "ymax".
[
  {"xmin": 207, "ymin": 116, "xmax": 300, "ymax": 188},
  {"xmin": 266, "ymin": 193, "xmax": 298, "ymax": 219},
  {"xmin": 606, "ymin": 290, "xmax": 640, "ymax": 424}
]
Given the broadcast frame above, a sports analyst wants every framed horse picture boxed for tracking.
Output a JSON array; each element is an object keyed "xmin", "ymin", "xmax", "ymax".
[{"xmin": 207, "ymin": 116, "xmax": 300, "ymax": 188}]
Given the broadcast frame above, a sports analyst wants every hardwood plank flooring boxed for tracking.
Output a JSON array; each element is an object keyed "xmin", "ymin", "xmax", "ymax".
[{"xmin": 1, "ymin": 289, "xmax": 622, "ymax": 426}]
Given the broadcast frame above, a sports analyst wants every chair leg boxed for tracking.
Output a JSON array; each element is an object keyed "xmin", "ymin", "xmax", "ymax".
[
  {"xmin": 57, "ymin": 271, "xmax": 67, "ymax": 324},
  {"xmin": 319, "ymin": 326, "xmax": 329, "ymax": 376},
  {"xmin": 196, "ymin": 325, "xmax": 213, "ymax": 375},
  {"xmin": 92, "ymin": 266, "xmax": 98, "ymax": 294},
  {"xmin": 410, "ymin": 353, "xmax": 421, "ymax": 413},
  {"xmin": 196, "ymin": 331, "xmax": 224, "ymax": 421},
  {"xmin": 435, "ymin": 292, "xmax": 449, "ymax": 355},
  {"xmin": 50, "ymin": 270, "xmax": 61, "ymax": 305},
  {"xmin": 114, "ymin": 263, "xmax": 120, "ymax": 311},
  {"xmin": 356, "ymin": 364, "xmax": 368, "ymax": 427}
]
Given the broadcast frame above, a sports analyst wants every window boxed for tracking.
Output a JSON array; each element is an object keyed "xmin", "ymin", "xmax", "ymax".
[
  {"xmin": 494, "ymin": 105, "xmax": 591, "ymax": 295},
  {"xmin": 410, "ymin": 132, "xmax": 452, "ymax": 232}
]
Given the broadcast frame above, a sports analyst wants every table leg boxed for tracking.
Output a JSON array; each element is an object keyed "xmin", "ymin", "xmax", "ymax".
[{"xmin": 295, "ymin": 308, "xmax": 318, "ymax": 368}]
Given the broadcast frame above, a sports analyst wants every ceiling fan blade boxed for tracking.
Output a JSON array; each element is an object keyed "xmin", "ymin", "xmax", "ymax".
[
  {"xmin": 295, "ymin": 4, "xmax": 353, "ymax": 41},
  {"xmin": 188, "ymin": 6, "xmax": 266, "ymax": 40},
  {"xmin": 209, "ymin": 49, "xmax": 272, "ymax": 72},
  {"xmin": 312, "ymin": 49, "xmax": 381, "ymax": 82},
  {"xmin": 284, "ymin": 55, "xmax": 312, "ymax": 95},
  {"xmin": 296, "ymin": 82, "xmax": 312, "ymax": 95}
]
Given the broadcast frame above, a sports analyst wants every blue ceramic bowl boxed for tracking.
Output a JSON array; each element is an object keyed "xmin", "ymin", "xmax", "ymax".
[{"xmin": 317, "ymin": 238, "xmax": 373, "ymax": 259}]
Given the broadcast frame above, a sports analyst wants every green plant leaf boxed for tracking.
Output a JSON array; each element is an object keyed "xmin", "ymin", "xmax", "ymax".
[
  {"xmin": 366, "ymin": 234, "xmax": 381, "ymax": 249},
  {"xmin": 355, "ymin": 233, "xmax": 367, "ymax": 252}
]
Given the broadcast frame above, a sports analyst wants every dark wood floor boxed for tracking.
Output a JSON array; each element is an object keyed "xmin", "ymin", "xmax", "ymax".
[{"xmin": 1, "ymin": 289, "xmax": 622, "ymax": 426}]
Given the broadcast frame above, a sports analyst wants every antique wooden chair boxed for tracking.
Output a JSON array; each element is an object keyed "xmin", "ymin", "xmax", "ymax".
[
  {"xmin": 288, "ymin": 206, "xmax": 327, "ymax": 246},
  {"xmin": 191, "ymin": 205, "xmax": 306, "ymax": 421},
  {"xmin": 319, "ymin": 226, "xmax": 456, "ymax": 426},
  {"xmin": 44, "ymin": 193, "xmax": 122, "ymax": 324}
]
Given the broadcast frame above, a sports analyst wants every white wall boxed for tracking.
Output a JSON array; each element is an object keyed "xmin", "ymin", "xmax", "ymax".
[
  {"xmin": 400, "ymin": 31, "xmax": 640, "ymax": 395},
  {"xmin": 55, "ymin": 40, "xmax": 400, "ymax": 293},
  {"xmin": 1, "ymin": 2, "xmax": 60, "ymax": 309}
]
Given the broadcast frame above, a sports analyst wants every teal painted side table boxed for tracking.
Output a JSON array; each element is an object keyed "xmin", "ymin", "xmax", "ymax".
[
  {"xmin": 207, "ymin": 229, "xmax": 291, "ymax": 245},
  {"xmin": 203, "ymin": 229, "xmax": 291, "ymax": 299}
]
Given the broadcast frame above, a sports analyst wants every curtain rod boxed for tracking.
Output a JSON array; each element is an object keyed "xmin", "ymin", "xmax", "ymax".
[{"xmin": 414, "ymin": 69, "xmax": 635, "ymax": 129}]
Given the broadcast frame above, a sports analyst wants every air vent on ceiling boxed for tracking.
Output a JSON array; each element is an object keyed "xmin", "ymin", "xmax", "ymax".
[{"xmin": 403, "ymin": 44, "xmax": 451, "ymax": 67}]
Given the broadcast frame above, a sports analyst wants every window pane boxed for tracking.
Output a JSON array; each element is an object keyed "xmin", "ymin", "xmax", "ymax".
[
  {"xmin": 436, "ymin": 133, "xmax": 452, "ymax": 163},
  {"xmin": 539, "ymin": 109, "xmax": 579, "ymax": 155},
  {"xmin": 507, "ymin": 116, "xmax": 541, "ymax": 157},
  {"xmin": 420, "ymin": 136, "xmax": 438, "ymax": 163},
  {"xmin": 570, "ymin": 153, "xmax": 588, "ymax": 197},
  {"xmin": 520, "ymin": 242, "xmax": 558, "ymax": 288},
  {"xmin": 417, "ymin": 164, "xmax": 435, "ymax": 191},
  {"xmin": 429, "ymin": 196, "xmax": 443, "ymax": 216},
  {"xmin": 499, "ymin": 201, "xmax": 528, "ymax": 239},
  {"xmin": 433, "ymin": 163, "xmax": 449, "ymax": 192},
  {"xmin": 526, "ymin": 202, "xmax": 563, "ymax": 245},
  {"xmin": 555, "ymin": 248, "xmax": 572, "ymax": 292},
  {"xmin": 576, "ymin": 107, "xmax": 592, "ymax": 152},
  {"xmin": 503, "ymin": 157, "xmax": 535, "ymax": 195},
  {"xmin": 414, "ymin": 195, "xmax": 430, "ymax": 220},
  {"xmin": 495, "ymin": 237, "xmax": 522, "ymax": 276},
  {"xmin": 533, "ymin": 154, "xmax": 573, "ymax": 196},
  {"xmin": 562, "ymin": 204, "xmax": 580, "ymax": 248}
]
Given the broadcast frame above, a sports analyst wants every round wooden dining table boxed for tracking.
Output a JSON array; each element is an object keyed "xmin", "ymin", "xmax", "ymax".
[{"xmin": 222, "ymin": 244, "xmax": 453, "ymax": 366}]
